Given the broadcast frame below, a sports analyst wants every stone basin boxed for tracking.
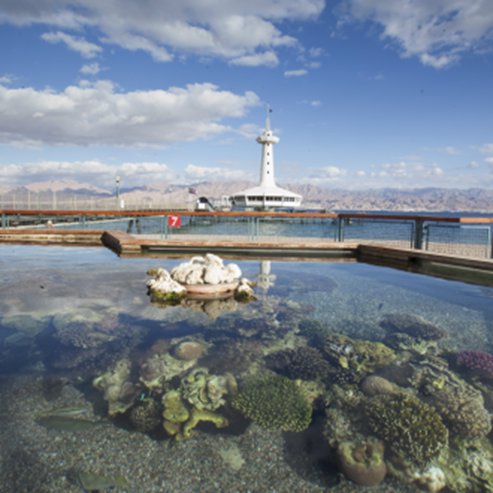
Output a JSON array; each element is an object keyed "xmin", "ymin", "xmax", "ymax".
[{"xmin": 183, "ymin": 281, "xmax": 239, "ymax": 299}]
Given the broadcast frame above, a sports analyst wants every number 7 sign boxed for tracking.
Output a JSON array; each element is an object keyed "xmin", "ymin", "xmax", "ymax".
[{"xmin": 167, "ymin": 215, "xmax": 181, "ymax": 228}]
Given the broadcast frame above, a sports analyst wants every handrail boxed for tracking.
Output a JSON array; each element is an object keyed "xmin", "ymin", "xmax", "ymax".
[{"xmin": 1, "ymin": 208, "xmax": 490, "ymax": 222}]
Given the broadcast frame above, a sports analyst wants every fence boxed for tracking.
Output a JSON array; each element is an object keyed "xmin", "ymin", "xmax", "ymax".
[{"xmin": 1, "ymin": 209, "xmax": 492, "ymax": 259}]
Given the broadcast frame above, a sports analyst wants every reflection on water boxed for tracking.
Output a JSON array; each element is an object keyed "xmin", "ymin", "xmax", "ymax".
[{"xmin": 1, "ymin": 245, "xmax": 493, "ymax": 492}]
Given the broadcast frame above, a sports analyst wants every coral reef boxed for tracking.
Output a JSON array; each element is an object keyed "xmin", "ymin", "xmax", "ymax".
[
  {"xmin": 161, "ymin": 389, "xmax": 228, "ymax": 439},
  {"xmin": 93, "ymin": 358, "xmax": 137, "ymax": 416},
  {"xmin": 129, "ymin": 397, "xmax": 161, "ymax": 433},
  {"xmin": 366, "ymin": 394, "xmax": 448, "ymax": 466},
  {"xmin": 232, "ymin": 373, "xmax": 312, "ymax": 432},
  {"xmin": 416, "ymin": 361, "xmax": 493, "ymax": 439},
  {"xmin": 265, "ymin": 346, "xmax": 333, "ymax": 382},
  {"xmin": 320, "ymin": 333, "xmax": 396, "ymax": 374},
  {"xmin": 139, "ymin": 352, "xmax": 196, "ymax": 391},
  {"xmin": 380, "ymin": 313, "xmax": 446, "ymax": 341},
  {"xmin": 180, "ymin": 367, "xmax": 237, "ymax": 411},
  {"xmin": 337, "ymin": 438, "xmax": 387, "ymax": 486},
  {"xmin": 360, "ymin": 375, "xmax": 398, "ymax": 397},
  {"xmin": 455, "ymin": 350, "xmax": 493, "ymax": 380},
  {"xmin": 172, "ymin": 340, "xmax": 206, "ymax": 361}
]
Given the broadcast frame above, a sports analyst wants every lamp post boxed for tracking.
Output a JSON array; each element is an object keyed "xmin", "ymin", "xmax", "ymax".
[{"xmin": 115, "ymin": 176, "xmax": 120, "ymax": 209}]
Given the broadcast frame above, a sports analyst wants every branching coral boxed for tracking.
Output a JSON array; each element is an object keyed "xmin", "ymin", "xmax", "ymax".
[
  {"xmin": 455, "ymin": 350, "xmax": 493, "ymax": 380},
  {"xmin": 366, "ymin": 394, "xmax": 448, "ymax": 467},
  {"xmin": 232, "ymin": 373, "xmax": 312, "ymax": 432}
]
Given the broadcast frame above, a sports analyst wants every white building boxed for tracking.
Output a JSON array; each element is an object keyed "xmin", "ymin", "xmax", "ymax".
[{"xmin": 231, "ymin": 109, "xmax": 302, "ymax": 209}]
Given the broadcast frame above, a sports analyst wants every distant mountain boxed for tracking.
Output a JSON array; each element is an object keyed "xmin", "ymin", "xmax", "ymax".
[
  {"xmin": 23, "ymin": 179, "xmax": 111, "ymax": 195},
  {"xmin": 2, "ymin": 179, "xmax": 493, "ymax": 212}
]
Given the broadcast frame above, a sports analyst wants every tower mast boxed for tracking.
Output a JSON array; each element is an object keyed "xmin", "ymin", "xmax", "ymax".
[{"xmin": 257, "ymin": 105, "xmax": 279, "ymax": 188}]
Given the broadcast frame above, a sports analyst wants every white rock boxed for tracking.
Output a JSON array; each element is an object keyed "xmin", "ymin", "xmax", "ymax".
[
  {"xmin": 413, "ymin": 466, "xmax": 446, "ymax": 493},
  {"xmin": 224, "ymin": 263, "xmax": 242, "ymax": 282},
  {"xmin": 205, "ymin": 253, "xmax": 224, "ymax": 267},
  {"xmin": 203, "ymin": 264, "xmax": 224, "ymax": 285}
]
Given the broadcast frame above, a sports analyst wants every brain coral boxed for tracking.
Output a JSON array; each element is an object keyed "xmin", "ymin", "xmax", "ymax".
[
  {"xmin": 366, "ymin": 394, "xmax": 448, "ymax": 466},
  {"xmin": 232, "ymin": 373, "xmax": 312, "ymax": 432}
]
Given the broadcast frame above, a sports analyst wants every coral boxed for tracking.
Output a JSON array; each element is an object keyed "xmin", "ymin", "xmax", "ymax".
[
  {"xmin": 139, "ymin": 352, "xmax": 196, "ymax": 391},
  {"xmin": 321, "ymin": 333, "xmax": 396, "ymax": 374},
  {"xmin": 360, "ymin": 375, "xmax": 397, "ymax": 397},
  {"xmin": 180, "ymin": 367, "xmax": 236, "ymax": 411},
  {"xmin": 53, "ymin": 310, "xmax": 115, "ymax": 348},
  {"xmin": 181, "ymin": 408, "xmax": 229, "ymax": 439},
  {"xmin": 455, "ymin": 350, "xmax": 493, "ymax": 380},
  {"xmin": 232, "ymin": 373, "xmax": 312, "ymax": 432},
  {"xmin": 93, "ymin": 358, "xmax": 137, "ymax": 416},
  {"xmin": 426, "ymin": 386, "xmax": 491, "ymax": 439},
  {"xmin": 337, "ymin": 438, "xmax": 387, "ymax": 486},
  {"xmin": 366, "ymin": 394, "xmax": 448, "ymax": 466},
  {"xmin": 161, "ymin": 389, "xmax": 228, "ymax": 439},
  {"xmin": 162, "ymin": 390, "xmax": 190, "ymax": 423},
  {"xmin": 129, "ymin": 397, "xmax": 161, "ymax": 433},
  {"xmin": 172, "ymin": 340, "xmax": 206, "ymax": 361},
  {"xmin": 380, "ymin": 313, "xmax": 446, "ymax": 341},
  {"xmin": 413, "ymin": 357, "xmax": 491, "ymax": 439},
  {"xmin": 265, "ymin": 346, "xmax": 333, "ymax": 382}
]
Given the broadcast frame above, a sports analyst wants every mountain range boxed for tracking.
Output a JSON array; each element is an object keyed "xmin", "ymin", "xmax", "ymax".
[{"xmin": 2, "ymin": 180, "xmax": 493, "ymax": 213}]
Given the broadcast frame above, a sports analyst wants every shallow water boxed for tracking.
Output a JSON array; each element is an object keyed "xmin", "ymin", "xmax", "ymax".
[{"xmin": 1, "ymin": 245, "xmax": 493, "ymax": 492}]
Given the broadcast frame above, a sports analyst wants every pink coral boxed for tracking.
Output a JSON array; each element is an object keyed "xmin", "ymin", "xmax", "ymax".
[{"xmin": 456, "ymin": 351, "xmax": 493, "ymax": 379}]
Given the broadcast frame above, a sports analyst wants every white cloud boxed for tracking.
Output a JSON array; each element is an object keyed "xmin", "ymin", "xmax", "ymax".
[
  {"xmin": 0, "ymin": 74, "xmax": 15, "ymax": 85},
  {"xmin": 41, "ymin": 31, "xmax": 102, "ymax": 58},
  {"xmin": 486, "ymin": 157, "xmax": 493, "ymax": 165},
  {"xmin": 0, "ymin": 80, "xmax": 259, "ymax": 146},
  {"xmin": 445, "ymin": 146, "xmax": 460, "ymax": 155},
  {"xmin": 0, "ymin": 159, "xmax": 175, "ymax": 187},
  {"xmin": 185, "ymin": 164, "xmax": 247, "ymax": 180},
  {"xmin": 343, "ymin": 0, "xmax": 493, "ymax": 68},
  {"xmin": 229, "ymin": 51, "xmax": 279, "ymax": 67},
  {"xmin": 284, "ymin": 69, "xmax": 308, "ymax": 77},
  {"xmin": 467, "ymin": 160, "xmax": 480, "ymax": 168},
  {"xmin": 319, "ymin": 166, "xmax": 347, "ymax": 179},
  {"xmin": 1, "ymin": 0, "xmax": 325, "ymax": 63},
  {"xmin": 373, "ymin": 161, "xmax": 444, "ymax": 179},
  {"xmin": 480, "ymin": 143, "xmax": 493, "ymax": 154},
  {"xmin": 80, "ymin": 63, "xmax": 101, "ymax": 75}
]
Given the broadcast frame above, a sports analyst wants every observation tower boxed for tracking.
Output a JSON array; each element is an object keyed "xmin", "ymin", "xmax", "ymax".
[{"xmin": 231, "ymin": 108, "xmax": 302, "ymax": 210}]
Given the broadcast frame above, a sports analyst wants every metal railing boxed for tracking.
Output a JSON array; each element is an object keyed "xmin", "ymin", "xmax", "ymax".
[{"xmin": 1, "ymin": 209, "xmax": 493, "ymax": 259}]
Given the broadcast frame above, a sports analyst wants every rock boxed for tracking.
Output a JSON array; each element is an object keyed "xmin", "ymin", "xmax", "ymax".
[
  {"xmin": 360, "ymin": 375, "xmax": 397, "ymax": 396},
  {"xmin": 173, "ymin": 341, "xmax": 206, "ymax": 361}
]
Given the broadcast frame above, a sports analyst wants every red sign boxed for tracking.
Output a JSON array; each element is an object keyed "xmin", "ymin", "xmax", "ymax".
[{"xmin": 167, "ymin": 215, "xmax": 181, "ymax": 228}]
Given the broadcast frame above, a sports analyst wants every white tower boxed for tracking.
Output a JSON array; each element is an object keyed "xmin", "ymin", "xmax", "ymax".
[
  {"xmin": 230, "ymin": 106, "xmax": 302, "ymax": 209},
  {"xmin": 257, "ymin": 107, "xmax": 279, "ymax": 188}
]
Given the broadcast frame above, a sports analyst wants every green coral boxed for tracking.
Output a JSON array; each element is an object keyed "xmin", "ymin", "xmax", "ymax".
[
  {"xmin": 232, "ymin": 373, "xmax": 312, "ymax": 432},
  {"xmin": 322, "ymin": 334, "xmax": 396, "ymax": 374},
  {"xmin": 366, "ymin": 393, "xmax": 448, "ymax": 467},
  {"xmin": 161, "ymin": 388, "xmax": 228, "ymax": 440}
]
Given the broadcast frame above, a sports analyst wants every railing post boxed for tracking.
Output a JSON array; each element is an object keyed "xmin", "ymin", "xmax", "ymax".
[
  {"xmin": 163, "ymin": 215, "xmax": 169, "ymax": 239},
  {"xmin": 413, "ymin": 219, "xmax": 424, "ymax": 249},
  {"xmin": 1, "ymin": 213, "xmax": 6, "ymax": 229},
  {"xmin": 337, "ymin": 217, "xmax": 345, "ymax": 242}
]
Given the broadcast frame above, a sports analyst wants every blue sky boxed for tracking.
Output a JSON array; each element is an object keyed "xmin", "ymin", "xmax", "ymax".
[{"xmin": 1, "ymin": 0, "xmax": 493, "ymax": 190}]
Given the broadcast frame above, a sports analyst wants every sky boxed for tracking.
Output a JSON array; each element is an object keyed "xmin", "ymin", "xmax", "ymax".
[{"xmin": 1, "ymin": 0, "xmax": 493, "ymax": 191}]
